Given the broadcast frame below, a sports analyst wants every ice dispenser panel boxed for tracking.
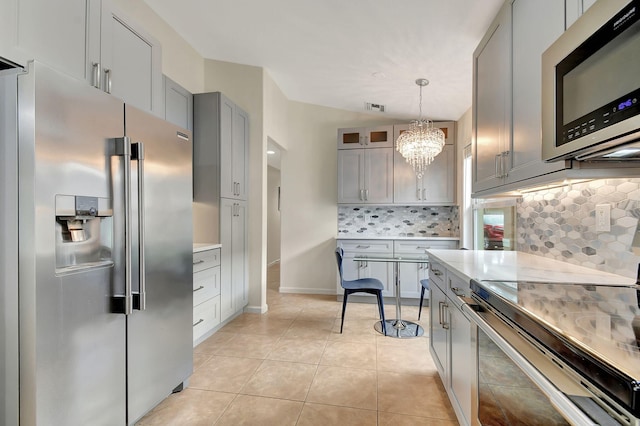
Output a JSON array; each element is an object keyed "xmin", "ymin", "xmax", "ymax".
[{"xmin": 55, "ymin": 195, "xmax": 114, "ymax": 273}]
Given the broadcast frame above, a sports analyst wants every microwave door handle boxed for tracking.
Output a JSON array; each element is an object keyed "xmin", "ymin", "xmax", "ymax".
[{"xmin": 132, "ymin": 142, "xmax": 146, "ymax": 311}]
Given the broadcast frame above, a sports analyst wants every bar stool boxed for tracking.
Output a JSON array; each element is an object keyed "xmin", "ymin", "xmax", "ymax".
[{"xmin": 418, "ymin": 279, "xmax": 429, "ymax": 320}]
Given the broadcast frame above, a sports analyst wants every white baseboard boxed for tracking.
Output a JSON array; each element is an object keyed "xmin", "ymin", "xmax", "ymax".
[
  {"xmin": 244, "ymin": 304, "xmax": 268, "ymax": 314},
  {"xmin": 278, "ymin": 286, "xmax": 337, "ymax": 295}
]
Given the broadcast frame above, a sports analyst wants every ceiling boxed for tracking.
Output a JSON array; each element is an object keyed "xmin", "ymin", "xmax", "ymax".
[{"xmin": 143, "ymin": 0, "xmax": 504, "ymax": 121}]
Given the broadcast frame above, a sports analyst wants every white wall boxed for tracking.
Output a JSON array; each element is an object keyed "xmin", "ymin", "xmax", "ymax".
[
  {"xmin": 278, "ymin": 101, "xmax": 399, "ymax": 294},
  {"xmin": 267, "ymin": 166, "xmax": 281, "ymax": 265}
]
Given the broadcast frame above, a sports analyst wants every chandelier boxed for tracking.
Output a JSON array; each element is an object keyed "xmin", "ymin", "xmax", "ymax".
[{"xmin": 396, "ymin": 78, "xmax": 445, "ymax": 179}]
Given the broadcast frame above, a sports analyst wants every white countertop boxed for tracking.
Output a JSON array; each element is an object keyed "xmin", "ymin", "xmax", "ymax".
[
  {"xmin": 426, "ymin": 249, "xmax": 635, "ymax": 285},
  {"xmin": 336, "ymin": 236, "xmax": 460, "ymax": 241},
  {"xmin": 193, "ymin": 243, "xmax": 222, "ymax": 253}
]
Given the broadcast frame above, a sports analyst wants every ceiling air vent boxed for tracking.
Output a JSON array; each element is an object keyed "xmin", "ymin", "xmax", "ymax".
[{"xmin": 365, "ymin": 102, "xmax": 385, "ymax": 113}]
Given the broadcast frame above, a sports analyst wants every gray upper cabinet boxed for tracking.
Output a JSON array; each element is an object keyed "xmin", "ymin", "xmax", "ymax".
[
  {"xmin": 163, "ymin": 76, "xmax": 193, "ymax": 131},
  {"xmin": 94, "ymin": 1, "xmax": 163, "ymax": 116},
  {"xmin": 472, "ymin": 1, "xmax": 511, "ymax": 194},
  {"xmin": 337, "ymin": 125, "xmax": 394, "ymax": 149},
  {"xmin": 472, "ymin": 0, "xmax": 570, "ymax": 197},
  {"xmin": 393, "ymin": 122, "xmax": 456, "ymax": 205},
  {"xmin": 509, "ymin": 0, "xmax": 567, "ymax": 183},
  {"xmin": 337, "ymin": 148, "xmax": 394, "ymax": 204},
  {"xmin": 194, "ymin": 92, "xmax": 248, "ymax": 202},
  {"xmin": 10, "ymin": 0, "xmax": 163, "ymax": 116},
  {"xmin": 14, "ymin": 0, "xmax": 88, "ymax": 80}
]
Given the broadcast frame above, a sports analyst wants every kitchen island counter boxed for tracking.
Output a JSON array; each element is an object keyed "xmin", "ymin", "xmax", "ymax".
[
  {"xmin": 336, "ymin": 235, "xmax": 459, "ymax": 241},
  {"xmin": 426, "ymin": 249, "xmax": 635, "ymax": 285}
]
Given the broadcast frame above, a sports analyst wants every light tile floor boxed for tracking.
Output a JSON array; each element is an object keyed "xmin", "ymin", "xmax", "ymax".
[{"xmin": 137, "ymin": 263, "xmax": 458, "ymax": 425}]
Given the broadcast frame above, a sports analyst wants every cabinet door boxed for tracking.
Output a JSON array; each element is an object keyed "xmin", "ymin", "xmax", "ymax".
[
  {"xmin": 16, "ymin": 0, "xmax": 88, "ymax": 80},
  {"xmin": 337, "ymin": 149, "xmax": 364, "ymax": 203},
  {"xmin": 361, "ymin": 259, "xmax": 394, "ymax": 297},
  {"xmin": 507, "ymin": 0, "xmax": 568, "ymax": 185},
  {"xmin": 233, "ymin": 107, "xmax": 249, "ymax": 200},
  {"xmin": 220, "ymin": 199, "xmax": 234, "ymax": 321},
  {"xmin": 220, "ymin": 95, "xmax": 235, "ymax": 199},
  {"xmin": 421, "ymin": 144, "xmax": 455, "ymax": 204},
  {"xmin": 399, "ymin": 263, "xmax": 422, "ymax": 298},
  {"xmin": 429, "ymin": 281, "xmax": 448, "ymax": 381},
  {"xmin": 100, "ymin": 2, "xmax": 163, "ymax": 115},
  {"xmin": 363, "ymin": 148, "xmax": 393, "ymax": 203},
  {"xmin": 164, "ymin": 75, "xmax": 193, "ymax": 131},
  {"xmin": 338, "ymin": 125, "xmax": 393, "ymax": 149},
  {"xmin": 449, "ymin": 304, "xmax": 472, "ymax": 426},
  {"xmin": 472, "ymin": 3, "xmax": 511, "ymax": 194},
  {"xmin": 393, "ymin": 148, "xmax": 421, "ymax": 204},
  {"xmin": 232, "ymin": 200, "xmax": 248, "ymax": 311}
]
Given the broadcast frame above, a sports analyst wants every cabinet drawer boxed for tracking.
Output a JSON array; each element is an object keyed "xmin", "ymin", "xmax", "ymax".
[
  {"xmin": 393, "ymin": 240, "xmax": 458, "ymax": 254},
  {"xmin": 193, "ymin": 248, "xmax": 220, "ymax": 273},
  {"xmin": 337, "ymin": 239, "xmax": 393, "ymax": 254},
  {"xmin": 193, "ymin": 265, "xmax": 220, "ymax": 306},
  {"xmin": 429, "ymin": 260, "xmax": 446, "ymax": 291},
  {"xmin": 193, "ymin": 295, "xmax": 220, "ymax": 343}
]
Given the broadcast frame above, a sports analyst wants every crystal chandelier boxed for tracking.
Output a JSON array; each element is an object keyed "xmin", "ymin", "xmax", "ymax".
[{"xmin": 396, "ymin": 79, "xmax": 445, "ymax": 178}]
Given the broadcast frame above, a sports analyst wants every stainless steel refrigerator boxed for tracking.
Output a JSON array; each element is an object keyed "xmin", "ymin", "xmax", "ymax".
[{"xmin": 2, "ymin": 61, "xmax": 193, "ymax": 425}]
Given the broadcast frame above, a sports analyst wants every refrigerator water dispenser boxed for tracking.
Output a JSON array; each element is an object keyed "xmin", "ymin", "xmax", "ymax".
[{"xmin": 55, "ymin": 195, "xmax": 114, "ymax": 273}]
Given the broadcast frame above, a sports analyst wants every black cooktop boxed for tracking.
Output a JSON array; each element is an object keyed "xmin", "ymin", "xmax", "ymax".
[{"xmin": 471, "ymin": 279, "xmax": 640, "ymax": 419}]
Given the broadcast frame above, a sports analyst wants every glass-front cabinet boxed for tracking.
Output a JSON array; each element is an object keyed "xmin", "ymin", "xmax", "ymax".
[{"xmin": 337, "ymin": 125, "xmax": 394, "ymax": 149}]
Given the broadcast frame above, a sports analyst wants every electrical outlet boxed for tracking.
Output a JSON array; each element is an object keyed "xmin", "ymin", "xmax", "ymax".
[{"xmin": 596, "ymin": 204, "xmax": 611, "ymax": 232}]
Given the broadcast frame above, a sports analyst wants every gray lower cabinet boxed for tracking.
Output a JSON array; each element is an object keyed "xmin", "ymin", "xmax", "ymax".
[
  {"xmin": 220, "ymin": 198, "xmax": 248, "ymax": 322},
  {"xmin": 394, "ymin": 240, "xmax": 458, "ymax": 298},
  {"xmin": 429, "ymin": 260, "xmax": 472, "ymax": 426},
  {"xmin": 10, "ymin": 0, "xmax": 163, "ymax": 116},
  {"xmin": 192, "ymin": 248, "xmax": 221, "ymax": 346},
  {"xmin": 336, "ymin": 240, "xmax": 394, "ymax": 297}
]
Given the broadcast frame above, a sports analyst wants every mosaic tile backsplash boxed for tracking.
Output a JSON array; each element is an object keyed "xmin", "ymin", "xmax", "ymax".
[
  {"xmin": 337, "ymin": 206, "xmax": 459, "ymax": 237},
  {"xmin": 517, "ymin": 178, "xmax": 640, "ymax": 279}
]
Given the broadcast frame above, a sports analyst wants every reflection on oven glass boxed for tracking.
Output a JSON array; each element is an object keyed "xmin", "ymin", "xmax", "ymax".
[{"xmin": 478, "ymin": 330, "xmax": 570, "ymax": 426}]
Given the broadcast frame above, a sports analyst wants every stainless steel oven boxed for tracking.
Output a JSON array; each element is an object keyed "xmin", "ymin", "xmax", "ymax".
[{"xmin": 462, "ymin": 280, "xmax": 640, "ymax": 426}]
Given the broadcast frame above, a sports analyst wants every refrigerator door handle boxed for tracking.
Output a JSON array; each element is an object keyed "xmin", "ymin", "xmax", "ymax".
[
  {"xmin": 132, "ymin": 142, "xmax": 146, "ymax": 311},
  {"xmin": 112, "ymin": 137, "xmax": 133, "ymax": 315}
]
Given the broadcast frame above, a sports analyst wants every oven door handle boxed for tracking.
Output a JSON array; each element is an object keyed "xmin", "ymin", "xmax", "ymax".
[{"xmin": 461, "ymin": 303, "xmax": 598, "ymax": 426}]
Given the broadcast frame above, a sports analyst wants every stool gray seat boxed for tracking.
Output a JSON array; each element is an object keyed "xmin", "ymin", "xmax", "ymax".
[
  {"xmin": 418, "ymin": 279, "xmax": 429, "ymax": 320},
  {"xmin": 335, "ymin": 247, "xmax": 386, "ymax": 334}
]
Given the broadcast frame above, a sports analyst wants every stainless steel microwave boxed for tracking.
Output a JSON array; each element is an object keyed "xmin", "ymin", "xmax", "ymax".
[{"xmin": 542, "ymin": 0, "xmax": 640, "ymax": 161}]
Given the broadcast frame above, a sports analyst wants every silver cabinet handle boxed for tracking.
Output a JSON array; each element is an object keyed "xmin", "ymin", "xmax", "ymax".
[
  {"xmin": 193, "ymin": 318, "xmax": 204, "ymax": 327},
  {"xmin": 133, "ymin": 142, "xmax": 146, "ymax": 311},
  {"xmin": 416, "ymin": 188, "xmax": 421, "ymax": 200},
  {"xmin": 365, "ymin": 135, "xmax": 369, "ymax": 146},
  {"xmin": 438, "ymin": 301, "xmax": 444, "ymax": 325},
  {"xmin": 92, "ymin": 62, "xmax": 101, "ymax": 89},
  {"xmin": 451, "ymin": 287, "xmax": 463, "ymax": 297},
  {"xmin": 442, "ymin": 303, "xmax": 449, "ymax": 329},
  {"xmin": 104, "ymin": 68, "xmax": 112, "ymax": 94},
  {"xmin": 422, "ymin": 188, "xmax": 426, "ymax": 200},
  {"xmin": 502, "ymin": 151, "xmax": 510, "ymax": 178},
  {"xmin": 417, "ymin": 246, "xmax": 430, "ymax": 249},
  {"xmin": 431, "ymin": 268, "xmax": 442, "ymax": 276},
  {"xmin": 193, "ymin": 286, "xmax": 205, "ymax": 293},
  {"xmin": 356, "ymin": 245, "xmax": 370, "ymax": 249},
  {"xmin": 495, "ymin": 154, "xmax": 501, "ymax": 178},
  {"xmin": 365, "ymin": 189, "xmax": 369, "ymax": 201},
  {"xmin": 359, "ymin": 189, "xmax": 364, "ymax": 201},
  {"xmin": 193, "ymin": 259, "xmax": 205, "ymax": 265}
]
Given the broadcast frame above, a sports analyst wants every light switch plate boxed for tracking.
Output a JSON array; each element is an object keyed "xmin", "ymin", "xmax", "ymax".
[{"xmin": 596, "ymin": 204, "xmax": 611, "ymax": 232}]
